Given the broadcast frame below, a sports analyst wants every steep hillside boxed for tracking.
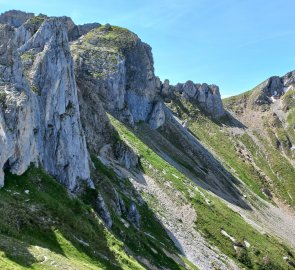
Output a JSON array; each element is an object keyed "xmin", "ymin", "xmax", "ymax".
[
  {"xmin": 223, "ymin": 71, "xmax": 295, "ymax": 207},
  {"xmin": 0, "ymin": 9, "xmax": 295, "ymax": 270},
  {"xmin": 0, "ymin": 165, "xmax": 190, "ymax": 270}
]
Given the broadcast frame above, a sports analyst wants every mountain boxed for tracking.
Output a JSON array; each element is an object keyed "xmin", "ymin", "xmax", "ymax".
[{"xmin": 0, "ymin": 10, "xmax": 295, "ymax": 270}]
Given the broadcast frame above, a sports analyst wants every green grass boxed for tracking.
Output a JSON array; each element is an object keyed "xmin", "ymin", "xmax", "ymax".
[
  {"xmin": 223, "ymin": 81, "xmax": 271, "ymax": 111},
  {"xmin": 254, "ymin": 128, "xmax": 295, "ymax": 206},
  {"xmin": 223, "ymin": 89, "xmax": 253, "ymax": 112},
  {"xmin": 109, "ymin": 114, "xmax": 295, "ymax": 270},
  {"xmin": 171, "ymin": 95, "xmax": 295, "ymax": 209},
  {"xmin": 169, "ymin": 98, "xmax": 266, "ymax": 199},
  {"xmin": 20, "ymin": 52, "xmax": 34, "ymax": 62},
  {"xmin": 282, "ymin": 89, "xmax": 295, "ymax": 111},
  {"xmin": 24, "ymin": 15, "xmax": 46, "ymax": 34},
  {"xmin": 0, "ymin": 91, "xmax": 6, "ymax": 106},
  {"xmin": 84, "ymin": 25, "xmax": 138, "ymax": 53},
  {"xmin": 0, "ymin": 166, "xmax": 146, "ymax": 269}
]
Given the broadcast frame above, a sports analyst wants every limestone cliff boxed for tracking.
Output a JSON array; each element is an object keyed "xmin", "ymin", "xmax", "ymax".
[
  {"xmin": 161, "ymin": 79, "xmax": 225, "ymax": 119},
  {"xmin": 71, "ymin": 25, "xmax": 165, "ymax": 130},
  {"xmin": 0, "ymin": 16, "xmax": 91, "ymax": 190}
]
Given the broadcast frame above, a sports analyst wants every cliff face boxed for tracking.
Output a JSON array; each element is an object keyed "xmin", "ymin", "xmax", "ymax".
[
  {"xmin": 71, "ymin": 25, "xmax": 164, "ymax": 129},
  {"xmin": 0, "ymin": 23, "xmax": 38, "ymax": 187},
  {"xmin": 0, "ymin": 11, "xmax": 226, "ymax": 189},
  {"xmin": 0, "ymin": 16, "xmax": 91, "ymax": 190}
]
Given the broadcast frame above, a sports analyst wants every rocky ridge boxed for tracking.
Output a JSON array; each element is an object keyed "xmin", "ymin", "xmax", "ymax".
[
  {"xmin": 161, "ymin": 79, "xmax": 225, "ymax": 118},
  {"xmin": 0, "ymin": 10, "xmax": 225, "ymax": 189},
  {"xmin": 243, "ymin": 70, "xmax": 295, "ymax": 106}
]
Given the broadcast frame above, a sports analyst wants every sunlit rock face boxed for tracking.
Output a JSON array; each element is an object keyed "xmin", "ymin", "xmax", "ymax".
[
  {"xmin": 71, "ymin": 25, "xmax": 164, "ymax": 128},
  {"xmin": 0, "ymin": 17, "xmax": 91, "ymax": 190},
  {"xmin": 161, "ymin": 79, "xmax": 226, "ymax": 119}
]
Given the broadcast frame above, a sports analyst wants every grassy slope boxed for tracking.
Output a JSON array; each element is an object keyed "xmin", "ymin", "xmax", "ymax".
[
  {"xmin": 109, "ymin": 115, "xmax": 295, "ymax": 270},
  {"xmin": 0, "ymin": 162, "xmax": 193, "ymax": 269},
  {"xmin": 90, "ymin": 156, "xmax": 191, "ymax": 270},
  {"xmin": 223, "ymin": 91, "xmax": 295, "ymax": 207},
  {"xmin": 0, "ymin": 167, "xmax": 147, "ymax": 270},
  {"xmin": 169, "ymin": 97, "xmax": 267, "ymax": 199}
]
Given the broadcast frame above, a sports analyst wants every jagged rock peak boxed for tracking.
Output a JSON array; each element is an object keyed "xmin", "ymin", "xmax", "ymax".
[
  {"xmin": 251, "ymin": 70, "xmax": 295, "ymax": 106},
  {"xmin": 0, "ymin": 10, "xmax": 34, "ymax": 27},
  {"xmin": 58, "ymin": 16, "xmax": 101, "ymax": 41},
  {"xmin": 161, "ymin": 79, "xmax": 225, "ymax": 119}
]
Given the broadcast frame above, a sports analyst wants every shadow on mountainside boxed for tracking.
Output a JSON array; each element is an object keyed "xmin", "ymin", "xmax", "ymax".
[
  {"xmin": 215, "ymin": 111, "xmax": 247, "ymax": 129},
  {"xmin": 90, "ymin": 156, "xmax": 187, "ymax": 270},
  {"xmin": 131, "ymin": 114, "xmax": 251, "ymax": 210}
]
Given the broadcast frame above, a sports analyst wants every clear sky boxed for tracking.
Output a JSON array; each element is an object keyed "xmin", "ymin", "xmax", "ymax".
[{"xmin": 1, "ymin": 0, "xmax": 295, "ymax": 97}]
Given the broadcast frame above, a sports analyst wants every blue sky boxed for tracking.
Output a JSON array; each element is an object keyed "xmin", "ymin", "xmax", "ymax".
[{"xmin": 1, "ymin": 0, "xmax": 295, "ymax": 97}]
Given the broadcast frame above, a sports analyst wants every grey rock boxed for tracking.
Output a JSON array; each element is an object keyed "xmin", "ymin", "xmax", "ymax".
[
  {"xmin": 26, "ymin": 18, "xmax": 91, "ymax": 190},
  {"xmin": 60, "ymin": 16, "xmax": 100, "ymax": 41},
  {"xmin": 261, "ymin": 188, "xmax": 272, "ymax": 199},
  {"xmin": 182, "ymin": 120, "xmax": 189, "ymax": 129},
  {"xmin": 96, "ymin": 193, "xmax": 112, "ymax": 228},
  {"xmin": 197, "ymin": 84, "xmax": 225, "ymax": 118},
  {"xmin": 283, "ymin": 70, "xmax": 295, "ymax": 87},
  {"xmin": 114, "ymin": 142, "xmax": 138, "ymax": 169},
  {"xmin": 104, "ymin": 23, "xmax": 111, "ymax": 30},
  {"xmin": 127, "ymin": 201, "xmax": 140, "ymax": 228},
  {"xmin": 77, "ymin": 80, "xmax": 115, "ymax": 153},
  {"xmin": 168, "ymin": 80, "xmax": 225, "ymax": 119},
  {"xmin": 0, "ymin": 10, "xmax": 34, "ymax": 28},
  {"xmin": 182, "ymin": 80, "xmax": 197, "ymax": 98},
  {"xmin": 148, "ymin": 101, "xmax": 166, "ymax": 129},
  {"xmin": 162, "ymin": 79, "xmax": 171, "ymax": 96},
  {"xmin": 256, "ymin": 76, "xmax": 284, "ymax": 102},
  {"xmin": 252, "ymin": 71, "xmax": 295, "ymax": 105},
  {"xmin": 112, "ymin": 189, "xmax": 126, "ymax": 216},
  {"xmin": 0, "ymin": 23, "xmax": 39, "ymax": 187},
  {"xmin": 71, "ymin": 26, "xmax": 161, "ymax": 126},
  {"xmin": 155, "ymin": 76, "xmax": 162, "ymax": 92},
  {"xmin": 0, "ymin": 18, "xmax": 91, "ymax": 190}
]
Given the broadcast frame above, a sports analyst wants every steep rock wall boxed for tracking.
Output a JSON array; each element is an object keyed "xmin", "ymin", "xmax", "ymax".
[{"xmin": 0, "ymin": 18, "xmax": 91, "ymax": 190}]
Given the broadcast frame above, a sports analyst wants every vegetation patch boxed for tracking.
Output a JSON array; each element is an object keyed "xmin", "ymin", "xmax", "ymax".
[{"xmin": 0, "ymin": 166, "xmax": 146, "ymax": 269}]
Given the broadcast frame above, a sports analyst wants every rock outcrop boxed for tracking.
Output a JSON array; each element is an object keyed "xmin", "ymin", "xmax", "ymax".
[
  {"xmin": 0, "ymin": 17, "xmax": 91, "ymax": 190},
  {"xmin": 0, "ymin": 23, "xmax": 38, "ymax": 187},
  {"xmin": 59, "ymin": 16, "xmax": 101, "ymax": 41},
  {"xmin": 127, "ymin": 201, "xmax": 141, "ymax": 228},
  {"xmin": 71, "ymin": 25, "xmax": 165, "ymax": 128},
  {"xmin": 161, "ymin": 79, "xmax": 225, "ymax": 119},
  {"xmin": 0, "ymin": 10, "xmax": 34, "ymax": 28},
  {"xmin": 252, "ymin": 71, "xmax": 295, "ymax": 105},
  {"xmin": 96, "ymin": 193, "xmax": 112, "ymax": 228},
  {"xmin": 0, "ymin": 10, "xmax": 227, "ymax": 190}
]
